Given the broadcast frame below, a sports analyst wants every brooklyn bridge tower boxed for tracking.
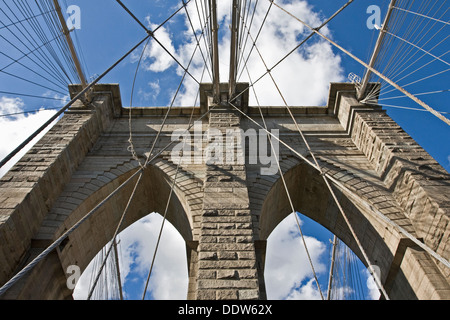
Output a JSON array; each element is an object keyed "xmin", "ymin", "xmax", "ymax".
[{"xmin": 0, "ymin": 0, "xmax": 449, "ymax": 300}]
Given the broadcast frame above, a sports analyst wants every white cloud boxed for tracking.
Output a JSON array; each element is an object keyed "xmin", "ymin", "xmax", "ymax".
[
  {"xmin": 284, "ymin": 278, "xmax": 324, "ymax": 300},
  {"xmin": 364, "ymin": 269, "xmax": 382, "ymax": 300},
  {"xmin": 141, "ymin": 0, "xmax": 344, "ymax": 107},
  {"xmin": 0, "ymin": 96, "xmax": 59, "ymax": 178},
  {"xmin": 73, "ymin": 213, "xmax": 189, "ymax": 300},
  {"xmin": 119, "ymin": 213, "xmax": 188, "ymax": 300},
  {"xmin": 138, "ymin": 81, "xmax": 161, "ymax": 103},
  {"xmin": 0, "ymin": 96, "xmax": 24, "ymax": 114},
  {"xmin": 142, "ymin": 17, "xmax": 178, "ymax": 73},
  {"xmin": 264, "ymin": 213, "xmax": 327, "ymax": 300},
  {"xmin": 42, "ymin": 91, "xmax": 70, "ymax": 105},
  {"xmin": 148, "ymin": 81, "xmax": 161, "ymax": 96},
  {"xmin": 235, "ymin": 1, "xmax": 344, "ymax": 106}
]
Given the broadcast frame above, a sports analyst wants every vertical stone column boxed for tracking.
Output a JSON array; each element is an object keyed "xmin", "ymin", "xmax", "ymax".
[{"xmin": 195, "ymin": 104, "xmax": 262, "ymax": 300}]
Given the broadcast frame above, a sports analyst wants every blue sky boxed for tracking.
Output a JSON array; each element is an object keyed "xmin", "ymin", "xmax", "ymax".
[{"xmin": 0, "ymin": 0, "xmax": 449, "ymax": 300}]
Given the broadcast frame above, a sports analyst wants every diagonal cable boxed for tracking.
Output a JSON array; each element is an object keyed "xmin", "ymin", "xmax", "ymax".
[
  {"xmin": 0, "ymin": 1, "xmax": 71, "ymax": 84},
  {"xmin": 0, "ymin": 34, "xmax": 150, "ymax": 169},
  {"xmin": 114, "ymin": 0, "xmax": 200, "ymax": 84},
  {"xmin": 393, "ymin": 5, "xmax": 450, "ymax": 26},
  {"xmin": 183, "ymin": 0, "xmax": 213, "ymax": 81}
]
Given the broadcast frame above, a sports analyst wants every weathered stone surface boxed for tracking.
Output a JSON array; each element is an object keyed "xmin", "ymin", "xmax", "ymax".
[
  {"xmin": 0, "ymin": 83, "xmax": 448, "ymax": 300},
  {"xmin": 194, "ymin": 105, "xmax": 262, "ymax": 300}
]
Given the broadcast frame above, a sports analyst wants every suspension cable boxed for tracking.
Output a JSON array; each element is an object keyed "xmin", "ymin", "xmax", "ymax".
[
  {"xmin": 183, "ymin": 0, "xmax": 213, "ymax": 81},
  {"xmin": 267, "ymin": 0, "xmax": 450, "ymax": 127},
  {"xmin": 0, "ymin": 29, "xmax": 66, "ymax": 73},
  {"xmin": 236, "ymin": 0, "xmax": 258, "ymax": 77},
  {"xmin": 232, "ymin": 0, "xmax": 354, "ymax": 109},
  {"xmin": 384, "ymin": 29, "xmax": 450, "ymax": 67},
  {"xmin": 364, "ymin": 102, "xmax": 449, "ymax": 114},
  {"xmin": 0, "ymin": 7, "xmax": 54, "ymax": 30},
  {"xmin": 379, "ymin": 3, "xmax": 449, "ymax": 86},
  {"xmin": 114, "ymin": 0, "xmax": 200, "ymax": 85},
  {"xmin": 0, "ymin": 34, "xmax": 150, "ymax": 170},
  {"xmin": 0, "ymin": 50, "xmax": 68, "ymax": 92},
  {"xmin": 0, "ymin": 24, "xmax": 68, "ymax": 87},
  {"xmin": 2, "ymin": 0, "xmax": 74, "ymax": 85},
  {"xmin": 236, "ymin": 0, "xmax": 273, "ymax": 82},
  {"xmin": 393, "ymin": 5, "xmax": 450, "ymax": 26},
  {"xmin": 0, "ymin": 69, "xmax": 67, "ymax": 95},
  {"xmin": 0, "ymin": 90, "xmax": 66, "ymax": 101}
]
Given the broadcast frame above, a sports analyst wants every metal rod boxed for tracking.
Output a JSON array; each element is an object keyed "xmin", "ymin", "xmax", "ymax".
[
  {"xmin": 112, "ymin": 239, "xmax": 124, "ymax": 300},
  {"xmin": 115, "ymin": 0, "xmax": 150, "ymax": 33},
  {"xmin": 210, "ymin": 0, "xmax": 221, "ymax": 102},
  {"xmin": 358, "ymin": 0, "xmax": 397, "ymax": 100},
  {"xmin": 229, "ymin": 0, "xmax": 240, "ymax": 98},
  {"xmin": 52, "ymin": 0, "xmax": 88, "ymax": 88},
  {"xmin": 326, "ymin": 235, "xmax": 338, "ymax": 300}
]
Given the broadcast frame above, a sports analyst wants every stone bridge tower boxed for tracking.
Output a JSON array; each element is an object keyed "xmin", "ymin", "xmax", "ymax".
[{"xmin": 0, "ymin": 81, "xmax": 449, "ymax": 300}]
